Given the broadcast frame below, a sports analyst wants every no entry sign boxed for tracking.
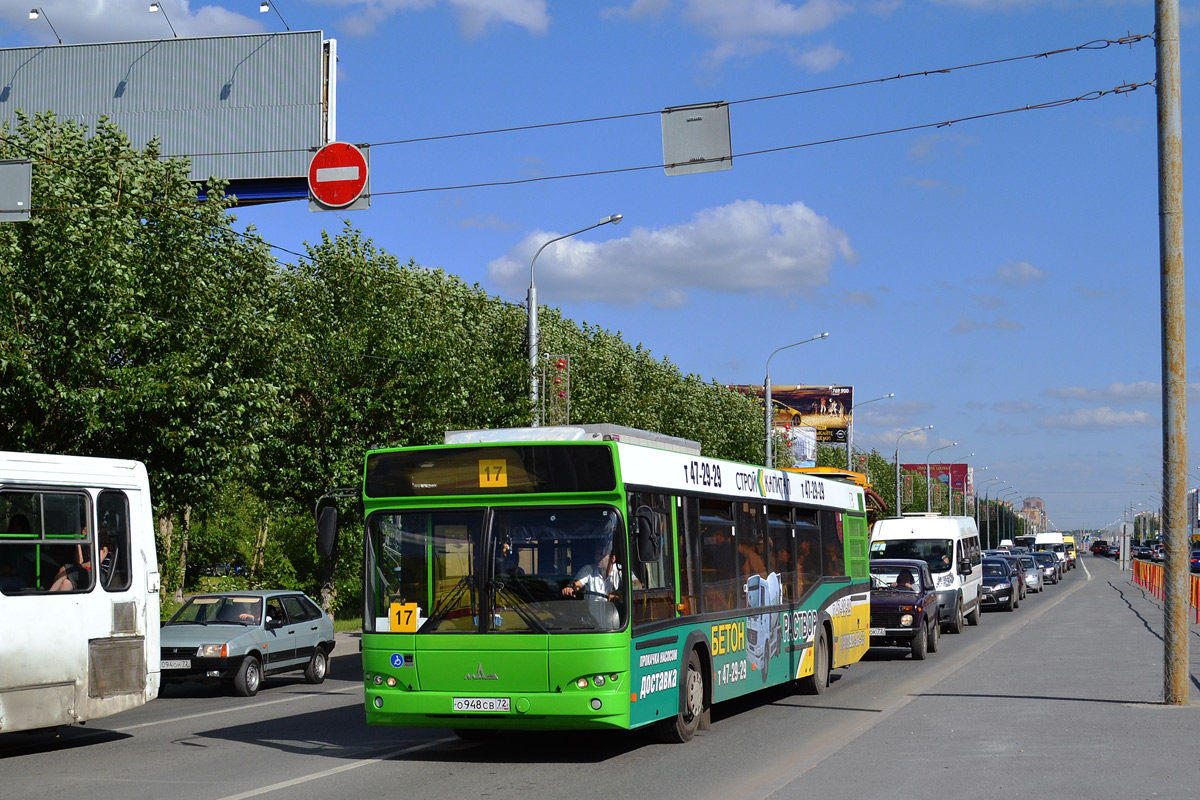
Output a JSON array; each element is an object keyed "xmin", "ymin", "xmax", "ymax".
[{"xmin": 308, "ymin": 142, "xmax": 368, "ymax": 208}]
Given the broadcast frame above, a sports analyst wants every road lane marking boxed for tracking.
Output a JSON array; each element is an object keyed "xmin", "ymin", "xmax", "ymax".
[
  {"xmin": 214, "ymin": 737, "xmax": 457, "ymax": 800},
  {"xmin": 114, "ymin": 685, "xmax": 360, "ymax": 732}
]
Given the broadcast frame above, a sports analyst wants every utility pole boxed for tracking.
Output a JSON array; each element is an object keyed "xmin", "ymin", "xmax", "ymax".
[{"xmin": 1157, "ymin": 0, "xmax": 1189, "ymax": 706}]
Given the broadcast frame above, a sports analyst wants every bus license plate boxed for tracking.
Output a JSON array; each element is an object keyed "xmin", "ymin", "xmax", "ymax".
[
  {"xmin": 453, "ymin": 697, "xmax": 510, "ymax": 713},
  {"xmin": 868, "ymin": 628, "xmax": 885, "ymax": 636},
  {"xmin": 162, "ymin": 659, "xmax": 191, "ymax": 669}
]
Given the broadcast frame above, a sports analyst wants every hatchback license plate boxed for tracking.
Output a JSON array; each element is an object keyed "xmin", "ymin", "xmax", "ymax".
[
  {"xmin": 453, "ymin": 697, "xmax": 510, "ymax": 713},
  {"xmin": 162, "ymin": 659, "xmax": 191, "ymax": 670}
]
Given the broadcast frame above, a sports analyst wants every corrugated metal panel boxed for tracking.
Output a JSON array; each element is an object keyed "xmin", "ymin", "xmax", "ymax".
[{"xmin": 0, "ymin": 31, "xmax": 329, "ymax": 181}]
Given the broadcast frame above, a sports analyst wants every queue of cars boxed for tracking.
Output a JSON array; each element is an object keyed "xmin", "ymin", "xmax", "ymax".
[{"xmin": 868, "ymin": 515, "xmax": 1074, "ymax": 660}]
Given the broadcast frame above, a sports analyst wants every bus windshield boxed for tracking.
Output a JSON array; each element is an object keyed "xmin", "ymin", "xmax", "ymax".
[
  {"xmin": 870, "ymin": 538, "xmax": 955, "ymax": 574},
  {"xmin": 366, "ymin": 505, "xmax": 628, "ymax": 635}
]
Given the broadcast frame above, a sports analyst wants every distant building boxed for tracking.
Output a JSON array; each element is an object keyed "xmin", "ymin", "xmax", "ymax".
[{"xmin": 1020, "ymin": 497, "xmax": 1047, "ymax": 529}]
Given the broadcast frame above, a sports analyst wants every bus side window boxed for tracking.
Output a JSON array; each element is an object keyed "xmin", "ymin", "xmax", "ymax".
[
  {"xmin": 629, "ymin": 491, "xmax": 675, "ymax": 627},
  {"xmin": 698, "ymin": 499, "xmax": 736, "ymax": 612},
  {"xmin": 767, "ymin": 507, "xmax": 797, "ymax": 601},
  {"xmin": 97, "ymin": 491, "xmax": 132, "ymax": 592},
  {"xmin": 795, "ymin": 510, "xmax": 821, "ymax": 594},
  {"xmin": 677, "ymin": 497, "xmax": 700, "ymax": 617},
  {"xmin": 819, "ymin": 510, "xmax": 845, "ymax": 577}
]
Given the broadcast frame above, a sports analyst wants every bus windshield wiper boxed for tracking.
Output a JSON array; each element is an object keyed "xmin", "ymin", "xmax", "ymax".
[
  {"xmin": 490, "ymin": 581, "xmax": 548, "ymax": 634},
  {"xmin": 425, "ymin": 575, "xmax": 475, "ymax": 629}
]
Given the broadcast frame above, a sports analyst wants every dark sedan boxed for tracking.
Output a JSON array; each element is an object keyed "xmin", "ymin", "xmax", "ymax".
[
  {"xmin": 980, "ymin": 557, "xmax": 1020, "ymax": 612},
  {"xmin": 1033, "ymin": 551, "xmax": 1060, "ymax": 585}
]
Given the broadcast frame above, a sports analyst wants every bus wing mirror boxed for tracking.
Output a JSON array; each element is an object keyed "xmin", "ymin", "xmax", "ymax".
[
  {"xmin": 316, "ymin": 505, "xmax": 339, "ymax": 559},
  {"xmin": 959, "ymin": 559, "xmax": 972, "ymax": 575},
  {"xmin": 634, "ymin": 506, "xmax": 662, "ymax": 563}
]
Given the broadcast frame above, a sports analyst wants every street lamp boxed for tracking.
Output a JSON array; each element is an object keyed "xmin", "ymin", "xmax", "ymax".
[
  {"xmin": 527, "ymin": 213, "xmax": 622, "ymax": 426},
  {"xmin": 148, "ymin": 2, "xmax": 178, "ymax": 37},
  {"xmin": 925, "ymin": 442, "xmax": 957, "ymax": 512},
  {"xmin": 1000, "ymin": 490, "xmax": 1020, "ymax": 541},
  {"xmin": 979, "ymin": 478, "xmax": 1006, "ymax": 547},
  {"xmin": 28, "ymin": 8, "xmax": 62, "ymax": 43},
  {"xmin": 259, "ymin": 1, "xmax": 290, "ymax": 30},
  {"xmin": 846, "ymin": 392, "xmax": 894, "ymax": 471},
  {"xmin": 763, "ymin": 332, "xmax": 829, "ymax": 468},
  {"xmin": 894, "ymin": 425, "xmax": 932, "ymax": 516}
]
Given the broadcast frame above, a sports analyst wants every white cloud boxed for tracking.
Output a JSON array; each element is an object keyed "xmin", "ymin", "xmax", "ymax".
[
  {"xmin": 791, "ymin": 42, "xmax": 846, "ymax": 72},
  {"xmin": 487, "ymin": 199, "xmax": 855, "ymax": 306},
  {"xmin": 930, "ymin": 0, "xmax": 1048, "ymax": 8},
  {"xmin": 602, "ymin": 0, "xmax": 672, "ymax": 20},
  {"xmin": 10, "ymin": 1, "xmax": 262, "ymax": 44},
  {"xmin": 996, "ymin": 260, "xmax": 1047, "ymax": 287},
  {"xmin": 1038, "ymin": 407, "xmax": 1155, "ymax": 430},
  {"xmin": 951, "ymin": 316, "xmax": 1023, "ymax": 334},
  {"xmin": 907, "ymin": 132, "xmax": 981, "ymax": 163},
  {"xmin": 682, "ymin": 0, "xmax": 851, "ymax": 39},
  {"xmin": 1042, "ymin": 381, "xmax": 1166, "ymax": 403},
  {"xmin": 311, "ymin": 0, "xmax": 549, "ymax": 38}
]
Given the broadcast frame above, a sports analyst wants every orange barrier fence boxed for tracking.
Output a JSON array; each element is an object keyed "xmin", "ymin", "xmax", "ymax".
[{"xmin": 1131, "ymin": 559, "xmax": 1200, "ymax": 622}]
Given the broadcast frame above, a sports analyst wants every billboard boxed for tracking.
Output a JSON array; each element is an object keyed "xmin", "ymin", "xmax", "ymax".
[
  {"xmin": 901, "ymin": 463, "xmax": 973, "ymax": 494},
  {"xmin": 730, "ymin": 384, "xmax": 853, "ymax": 444},
  {"xmin": 0, "ymin": 31, "xmax": 336, "ymax": 203}
]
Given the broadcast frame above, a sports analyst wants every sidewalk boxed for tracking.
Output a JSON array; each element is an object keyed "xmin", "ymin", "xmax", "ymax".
[{"xmin": 782, "ymin": 555, "xmax": 1200, "ymax": 799}]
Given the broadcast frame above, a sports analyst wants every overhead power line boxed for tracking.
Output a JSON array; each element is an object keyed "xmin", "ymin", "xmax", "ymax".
[
  {"xmin": 14, "ymin": 78, "xmax": 1155, "ymax": 223},
  {"xmin": 0, "ymin": 33, "xmax": 1152, "ymax": 166}
]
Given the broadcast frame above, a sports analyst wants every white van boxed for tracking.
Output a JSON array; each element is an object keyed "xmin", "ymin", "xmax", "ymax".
[
  {"xmin": 869, "ymin": 514, "xmax": 984, "ymax": 634},
  {"xmin": 1034, "ymin": 531, "xmax": 1070, "ymax": 571}
]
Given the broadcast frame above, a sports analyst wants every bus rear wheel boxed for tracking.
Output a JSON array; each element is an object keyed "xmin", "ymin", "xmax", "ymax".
[
  {"xmin": 655, "ymin": 649, "xmax": 705, "ymax": 743},
  {"xmin": 797, "ymin": 628, "xmax": 829, "ymax": 695}
]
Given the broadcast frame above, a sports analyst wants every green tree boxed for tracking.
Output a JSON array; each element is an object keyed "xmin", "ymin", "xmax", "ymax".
[{"xmin": 0, "ymin": 114, "xmax": 283, "ymax": 598}]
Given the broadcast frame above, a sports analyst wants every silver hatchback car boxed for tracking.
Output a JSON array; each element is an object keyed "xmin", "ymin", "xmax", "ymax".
[
  {"xmin": 160, "ymin": 590, "xmax": 335, "ymax": 696},
  {"xmin": 1018, "ymin": 554, "xmax": 1044, "ymax": 593}
]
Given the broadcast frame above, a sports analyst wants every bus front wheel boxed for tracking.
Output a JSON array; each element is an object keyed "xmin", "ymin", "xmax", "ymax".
[{"xmin": 655, "ymin": 649, "xmax": 705, "ymax": 743}]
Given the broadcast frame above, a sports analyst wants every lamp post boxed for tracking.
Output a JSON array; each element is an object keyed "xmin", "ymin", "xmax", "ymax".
[
  {"xmin": 894, "ymin": 425, "xmax": 932, "ymax": 516},
  {"xmin": 945, "ymin": 452, "xmax": 974, "ymax": 514},
  {"xmin": 1000, "ymin": 490, "xmax": 1020, "ymax": 542},
  {"xmin": 527, "ymin": 213, "xmax": 622, "ymax": 426},
  {"xmin": 763, "ymin": 332, "xmax": 829, "ymax": 468},
  {"xmin": 28, "ymin": 8, "xmax": 61, "ymax": 43},
  {"xmin": 925, "ymin": 442, "xmax": 957, "ymax": 512},
  {"xmin": 846, "ymin": 392, "xmax": 894, "ymax": 471},
  {"xmin": 979, "ymin": 477, "xmax": 1005, "ymax": 547}
]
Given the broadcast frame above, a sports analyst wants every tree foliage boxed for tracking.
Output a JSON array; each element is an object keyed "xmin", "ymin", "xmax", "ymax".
[{"xmin": 0, "ymin": 116, "xmax": 766, "ymax": 614}]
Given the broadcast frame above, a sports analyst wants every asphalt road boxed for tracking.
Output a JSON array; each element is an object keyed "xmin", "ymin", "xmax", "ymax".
[{"xmin": 3, "ymin": 556, "xmax": 1195, "ymax": 800}]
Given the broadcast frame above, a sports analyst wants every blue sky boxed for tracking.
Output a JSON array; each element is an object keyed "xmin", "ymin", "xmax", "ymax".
[{"xmin": 1, "ymin": 0, "xmax": 1196, "ymax": 530}]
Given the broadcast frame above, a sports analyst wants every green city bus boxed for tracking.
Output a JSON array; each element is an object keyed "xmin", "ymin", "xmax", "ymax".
[{"xmin": 316, "ymin": 425, "xmax": 871, "ymax": 742}]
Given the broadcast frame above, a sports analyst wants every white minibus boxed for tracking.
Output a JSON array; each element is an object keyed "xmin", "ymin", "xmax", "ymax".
[
  {"xmin": 0, "ymin": 452, "xmax": 161, "ymax": 733},
  {"xmin": 869, "ymin": 514, "xmax": 983, "ymax": 633}
]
